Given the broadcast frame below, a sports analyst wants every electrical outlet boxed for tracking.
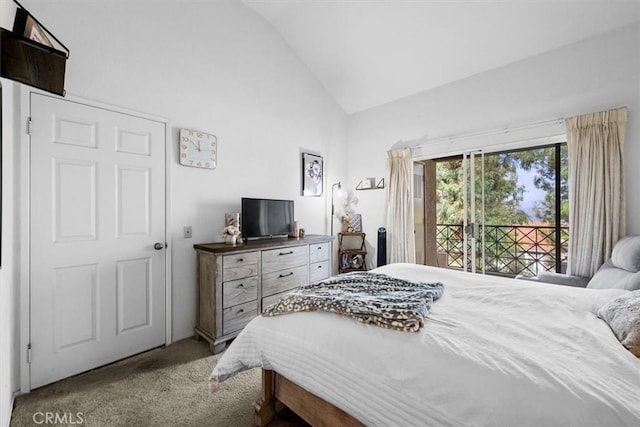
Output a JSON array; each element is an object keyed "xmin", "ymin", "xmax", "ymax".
[{"xmin": 184, "ymin": 226, "xmax": 192, "ymax": 238}]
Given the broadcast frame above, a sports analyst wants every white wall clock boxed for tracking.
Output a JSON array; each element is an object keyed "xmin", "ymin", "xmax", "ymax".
[{"xmin": 179, "ymin": 128, "xmax": 217, "ymax": 169}]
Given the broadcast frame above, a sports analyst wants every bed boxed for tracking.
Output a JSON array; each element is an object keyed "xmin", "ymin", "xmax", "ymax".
[{"xmin": 210, "ymin": 263, "xmax": 640, "ymax": 426}]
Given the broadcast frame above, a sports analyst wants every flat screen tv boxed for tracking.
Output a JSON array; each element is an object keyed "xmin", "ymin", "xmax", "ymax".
[{"xmin": 241, "ymin": 198, "xmax": 294, "ymax": 240}]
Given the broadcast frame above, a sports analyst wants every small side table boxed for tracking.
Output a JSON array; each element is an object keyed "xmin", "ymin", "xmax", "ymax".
[{"xmin": 337, "ymin": 232, "xmax": 367, "ymax": 273}]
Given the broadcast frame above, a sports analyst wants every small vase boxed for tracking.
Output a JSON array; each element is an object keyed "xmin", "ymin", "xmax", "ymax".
[{"xmin": 226, "ymin": 235, "xmax": 237, "ymax": 245}]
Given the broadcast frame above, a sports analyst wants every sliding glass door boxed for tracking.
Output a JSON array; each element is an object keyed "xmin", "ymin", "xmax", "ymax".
[
  {"xmin": 415, "ymin": 143, "xmax": 568, "ymax": 277},
  {"xmin": 462, "ymin": 151, "xmax": 485, "ymax": 273},
  {"xmin": 415, "ymin": 151, "xmax": 486, "ymax": 273}
]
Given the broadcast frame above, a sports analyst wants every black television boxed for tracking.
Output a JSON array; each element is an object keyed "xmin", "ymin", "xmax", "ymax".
[{"xmin": 241, "ymin": 198, "xmax": 294, "ymax": 240}]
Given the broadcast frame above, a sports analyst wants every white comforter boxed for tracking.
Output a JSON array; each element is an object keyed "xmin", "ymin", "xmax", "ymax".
[{"xmin": 211, "ymin": 263, "xmax": 640, "ymax": 426}]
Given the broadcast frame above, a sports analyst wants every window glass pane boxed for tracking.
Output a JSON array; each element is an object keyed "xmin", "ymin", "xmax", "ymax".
[{"xmin": 429, "ymin": 143, "xmax": 568, "ymax": 276}]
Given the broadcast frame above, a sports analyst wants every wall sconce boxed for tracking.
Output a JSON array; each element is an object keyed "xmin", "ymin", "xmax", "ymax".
[{"xmin": 330, "ymin": 182, "xmax": 342, "ymax": 235}]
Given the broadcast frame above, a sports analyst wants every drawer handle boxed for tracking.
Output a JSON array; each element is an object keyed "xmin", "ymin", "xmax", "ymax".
[
  {"xmin": 279, "ymin": 272, "xmax": 294, "ymax": 278},
  {"xmin": 237, "ymin": 283, "xmax": 244, "ymax": 288},
  {"xmin": 317, "ymin": 265, "xmax": 323, "ymax": 269},
  {"xmin": 237, "ymin": 258, "xmax": 243, "ymax": 262},
  {"xmin": 279, "ymin": 251, "xmax": 294, "ymax": 256},
  {"xmin": 317, "ymin": 246, "xmax": 322, "ymax": 250},
  {"xmin": 238, "ymin": 309, "xmax": 244, "ymax": 314}
]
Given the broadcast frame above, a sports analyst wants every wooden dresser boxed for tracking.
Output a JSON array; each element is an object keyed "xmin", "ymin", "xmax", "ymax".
[{"xmin": 193, "ymin": 235, "xmax": 332, "ymax": 353}]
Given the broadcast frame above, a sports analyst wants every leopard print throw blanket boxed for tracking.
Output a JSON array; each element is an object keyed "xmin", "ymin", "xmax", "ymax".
[{"xmin": 262, "ymin": 272, "xmax": 445, "ymax": 332}]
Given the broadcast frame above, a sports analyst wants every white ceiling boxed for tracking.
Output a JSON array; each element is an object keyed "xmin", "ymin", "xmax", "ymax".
[{"xmin": 243, "ymin": 0, "xmax": 640, "ymax": 114}]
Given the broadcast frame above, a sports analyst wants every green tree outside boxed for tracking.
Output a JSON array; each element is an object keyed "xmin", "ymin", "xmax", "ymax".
[
  {"xmin": 436, "ymin": 153, "xmax": 530, "ymax": 226},
  {"xmin": 434, "ymin": 144, "xmax": 568, "ymax": 275},
  {"xmin": 435, "ymin": 144, "xmax": 567, "ymax": 226}
]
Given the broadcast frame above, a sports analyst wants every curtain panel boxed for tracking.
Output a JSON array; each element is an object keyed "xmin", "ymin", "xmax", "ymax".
[
  {"xmin": 566, "ymin": 107, "xmax": 627, "ymax": 277},
  {"xmin": 385, "ymin": 148, "xmax": 416, "ymax": 264}
]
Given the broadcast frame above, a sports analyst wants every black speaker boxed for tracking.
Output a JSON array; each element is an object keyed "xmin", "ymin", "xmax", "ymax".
[{"xmin": 377, "ymin": 227, "xmax": 387, "ymax": 267}]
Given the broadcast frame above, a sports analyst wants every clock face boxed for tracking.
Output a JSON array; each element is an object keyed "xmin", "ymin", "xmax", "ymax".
[{"xmin": 179, "ymin": 129, "xmax": 217, "ymax": 169}]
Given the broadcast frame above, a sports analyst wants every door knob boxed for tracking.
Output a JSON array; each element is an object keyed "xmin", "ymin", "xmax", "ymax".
[{"xmin": 154, "ymin": 242, "xmax": 165, "ymax": 250}]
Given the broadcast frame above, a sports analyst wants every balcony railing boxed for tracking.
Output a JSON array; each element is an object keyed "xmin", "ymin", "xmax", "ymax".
[{"xmin": 435, "ymin": 224, "xmax": 569, "ymax": 277}]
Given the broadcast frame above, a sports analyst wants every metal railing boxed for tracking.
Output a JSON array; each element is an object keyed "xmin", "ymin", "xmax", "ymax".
[{"xmin": 435, "ymin": 224, "xmax": 569, "ymax": 277}]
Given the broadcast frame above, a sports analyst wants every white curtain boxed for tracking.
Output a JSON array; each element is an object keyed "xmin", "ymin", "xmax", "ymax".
[
  {"xmin": 566, "ymin": 107, "xmax": 627, "ymax": 277},
  {"xmin": 385, "ymin": 148, "xmax": 416, "ymax": 264}
]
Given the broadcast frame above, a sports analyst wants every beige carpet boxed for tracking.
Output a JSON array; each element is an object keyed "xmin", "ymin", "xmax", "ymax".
[{"xmin": 10, "ymin": 338, "xmax": 293, "ymax": 427}]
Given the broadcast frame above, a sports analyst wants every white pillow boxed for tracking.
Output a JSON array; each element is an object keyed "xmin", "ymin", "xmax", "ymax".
[
  {"xmin": 611, "ymin": 235, "xmax": 640, "ymax": 272},
  {"xmin": 587, "ymin": 262, "xmax": 640, "ymax": 290}
]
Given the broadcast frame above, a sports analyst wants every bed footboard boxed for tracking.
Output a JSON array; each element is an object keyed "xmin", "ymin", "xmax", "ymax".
[{"xmin": 254, "ymin": 369, "xmax": 363, "ymax": 427}]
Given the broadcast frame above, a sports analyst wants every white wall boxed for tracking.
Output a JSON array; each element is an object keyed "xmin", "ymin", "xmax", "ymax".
[
  {"xmin": 2, "ymin": 0, "xmax": 347, "ymax": 400},
  {"xmin": 19, "ymin": 0, "xmax": 348, "ymax": 342},
  {"xmin": 1, "ymin": 80, "xmax": 20, "ymax": 427},
  {"xmin": 347, "ymin": 23, "xmax": 640, "ymax": 267}
]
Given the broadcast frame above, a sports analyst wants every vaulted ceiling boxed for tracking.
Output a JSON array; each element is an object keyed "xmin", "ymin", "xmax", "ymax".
[{"xmin": 243, "ymin": 0, "xmax": 640, "ymax": 114}]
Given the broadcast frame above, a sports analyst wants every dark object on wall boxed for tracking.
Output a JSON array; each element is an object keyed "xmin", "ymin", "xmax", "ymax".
[
  {"xmin": 0, "ymin": 1, "xmax": 69, "ymax": 96},
  {"xmin": 301, "ymin": 152, "xmax": 323, "ymax": 197},
  {"xmin": 0, "ymin": 84, "xmax": 3, "ymax": 267},
  {"xmin": 377, "ymin": 227, "xmax": 387, "ymax": 267}
]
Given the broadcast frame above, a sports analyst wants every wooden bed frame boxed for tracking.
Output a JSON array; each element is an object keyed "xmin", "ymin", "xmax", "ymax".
[{"xmin": 254, "ymin": 369, "xmax": 364, "ymax": 427}]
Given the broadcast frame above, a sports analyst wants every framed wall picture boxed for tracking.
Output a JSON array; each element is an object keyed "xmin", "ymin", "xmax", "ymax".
[{"xmin": 301, "ymin": 152, "xmax": 323, "ymax": 197}]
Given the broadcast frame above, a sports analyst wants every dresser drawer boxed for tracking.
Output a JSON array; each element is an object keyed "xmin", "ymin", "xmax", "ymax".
[
  {"xmin": 222, "ymin": 300, "xmax": 258, "ymax": 335},
  {"xmin": 222, "ymin": 277, "xmax": 258, "ymax": 308},
  {"xmin": 262, "ymin": 265, "xmax": 308, "ymax": 297},
  {"xmin": 223, "ymin": 251, "xmax": 258, "ymax": 281},
  {"xmin": 309, "ymin": 242, "xmax": 330, "ymax": 263},
  {"xmin": 309, "ymin": 260, "xmax": 330, "ymax": 283},
  {"xmin": 262, "ymin": 290, "xmax": 290, "ymax": 311},
  {"xmin": 262, "ymin": 245, "xmax": 308, "ymax": 274}
]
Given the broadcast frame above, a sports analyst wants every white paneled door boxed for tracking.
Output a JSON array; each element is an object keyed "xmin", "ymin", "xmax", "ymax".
[{"xmin": 29, "ymin": 93, "xmax": 166, "ymax": 388}]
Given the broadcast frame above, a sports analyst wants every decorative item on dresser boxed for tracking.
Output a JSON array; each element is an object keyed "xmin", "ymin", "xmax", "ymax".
[
  {"xmin": 222, "ymin": 212, "xmax": 242, "ymax": 245},
  {"xmin": 338, "ymin": 232, "xmax": 367, "ymax": 273},
  {"xmin": 193, "ymin": 235, "xmax": 332, "ymax": 353}
]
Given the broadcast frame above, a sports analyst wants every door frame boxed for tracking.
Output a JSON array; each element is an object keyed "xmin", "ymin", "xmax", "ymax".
[{"xmin": 19, "ymin": 86, "xmax": 173, "ymax": 393}]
